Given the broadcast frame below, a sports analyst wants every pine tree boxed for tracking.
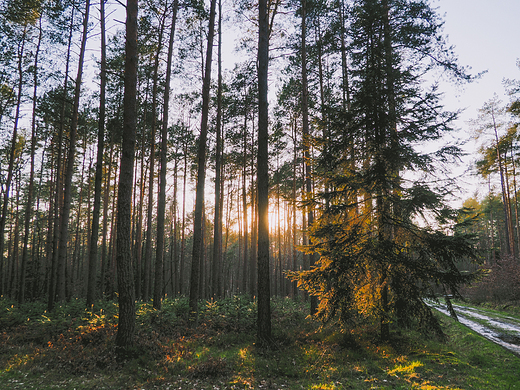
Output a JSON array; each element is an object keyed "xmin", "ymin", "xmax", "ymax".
[{"xmin": 115, "ymin": 0, "xmax": 138, "ymax": 351}]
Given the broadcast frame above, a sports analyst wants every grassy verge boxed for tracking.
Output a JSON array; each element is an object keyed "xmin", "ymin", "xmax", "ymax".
[
  {"xmin": 452, "ymin": 300, "xmax": 520, "ymax": 323},
  {"xmin": 1, "ymin": 296, "xmax": 519, "ymax": 389}
]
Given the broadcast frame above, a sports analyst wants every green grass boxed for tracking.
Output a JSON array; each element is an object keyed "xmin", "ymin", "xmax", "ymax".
[{"xmin": 1, "ymin": 296, "xmax": 519, "ymax": 389}]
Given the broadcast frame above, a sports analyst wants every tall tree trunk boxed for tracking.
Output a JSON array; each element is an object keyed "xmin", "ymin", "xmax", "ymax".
[
  {"xmin": 115, "ymin": 0, "xmax": 138, "ymax": 350},
  {"xmin": 492, "ymin": 107, "xmax": 515, "ymax": 256},
  {"xmin": 107, "ymin": 161, "xmax": 119, "ymax": 298},
  {"xmin": 19, "ymin": 16, "xmax": 42, "ymax": 304},
  {"xmin": 241, "ymin": 121, "xmax": 249, "ymax": 295},
  {"xmin": 338, "ymin": 0, "xmax": 350, "ymax": 110},
  {"xmin": 87, "ymin": 0, "xmax": 107, "ymax": 309},
  {"xmin": 291, "ymin": 116, "xmax": 298, "ymax": 299},
  {"xmin": 179, "ymin": 133, "xmax": 188, "ymax": 295},
  {"xmin": 10, "ymin": 185, "xmax": 21, "ymax": 298},
  {"xmin": 189, "ymin": 0, "xmax": 217, "ymax": 322},
  {"xmin": 48, "ymin": 4, "xmax": 75, "ymax": 311},
  {"xmin": 155, "ymin": 0, "xmax": 179, "ymax": 309},
  {"xmin": 71, "ymin": 144, "xmax": 88, "ymax": 297},
  {"xmin": 510, "ymin": 146, "xmax": 520, "ymax": 254},
  {"xmin": 135, "ymin": 127, "xmax": 147, "ymax": 299},
  {"xmin": 0, "ymin": 24, "xmax": 26, "ymax": 297},
  {"xmin": 257, "ymin": 0, "xmax": 271, "ymax": 345},
  {"xmin": 144, "ymin": 12, "xmax": 167, "ymax": 302},
  {"xmin": 100, "ymin": 144, "xmax": 114, "ymax": 295},
  {"xmin": 300, "ymin": 0, "xmax": 317, "ymax": 314},
  {"xmin": 250, "ymin": 178, "xmax": 257, "ymax": 297},
  {"xmin": 33, "ymin": 142, "xmax": 47, "ymax": 299},
  {"xmin": 171, "ymin": 171, "xmax": 178, "ymax": 296},
  {"xmin": 379, "ymin": 0, "xmax": 398, "ymax": 341},
  {"xmin": 488, "ymin": 178, "xmax": 496, "ymax": 263},
  {"xmin": 212, "ymin": 0, "xmax": 223, "ymax": 299},
  {"xmin": 276, "ymin": 157, "xmax": 282, "ymax": 297},
  {"xmin": 57, "ymin": 0, "xmax": 91, "ymax": 302}
]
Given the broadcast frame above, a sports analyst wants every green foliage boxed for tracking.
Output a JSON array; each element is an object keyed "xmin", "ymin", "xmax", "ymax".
[
  {"xmin": 2, "ymin": 0, "xmax": 41, "ymax": 26},
  {"xmin": 291, "ymin": 0, "xmax": 481, "ymax": 339},
  {"xmin": 2, "ymin": 297, "xmax": 520, "ymax": 389}
]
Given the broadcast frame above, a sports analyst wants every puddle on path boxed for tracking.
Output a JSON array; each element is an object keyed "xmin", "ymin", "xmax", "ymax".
[
  {"xmin": 452, "ymin": 306, "xmax": 520, "ymax": 335},
  {"xmin": 431, "ymin": 304, "xmax": 520, "ymax": 356}
]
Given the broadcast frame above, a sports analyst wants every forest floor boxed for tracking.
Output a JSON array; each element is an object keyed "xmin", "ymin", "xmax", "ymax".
[{"xmin": 1, "ymin": 296, "xmax": 520, "ymax": 389}]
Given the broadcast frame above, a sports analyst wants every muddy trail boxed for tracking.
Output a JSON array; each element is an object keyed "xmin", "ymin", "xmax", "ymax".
[{"xmin": 431, "ymin": 302, "xmax": 520, "ymax": 356}]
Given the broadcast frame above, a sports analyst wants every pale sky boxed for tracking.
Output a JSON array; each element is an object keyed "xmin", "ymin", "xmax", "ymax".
[
  {"xmin": 436, "ymin": 0, "xmax": 520, "ymax": 121},
  {"xmin": 434, "ymin": 0, "xmax": 520, "ymax": 203}
]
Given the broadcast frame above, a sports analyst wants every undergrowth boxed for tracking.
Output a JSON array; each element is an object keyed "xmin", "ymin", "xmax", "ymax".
[{"xmin": 1, "ymin": 295, "xmax": 519, "ymax": 389}]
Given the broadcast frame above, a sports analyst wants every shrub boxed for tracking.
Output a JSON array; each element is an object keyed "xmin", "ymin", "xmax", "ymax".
[{"xmin": 463, "ymin": 255, "xmax": 520, "ymax": 304}]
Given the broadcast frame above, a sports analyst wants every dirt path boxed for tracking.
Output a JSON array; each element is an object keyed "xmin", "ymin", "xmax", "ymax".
[{"xmin": 431, "ymin": 302, "xmax": 520, "ymax": 356}]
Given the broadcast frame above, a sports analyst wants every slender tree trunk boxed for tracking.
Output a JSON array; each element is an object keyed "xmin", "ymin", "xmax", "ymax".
[
  {"xmin": 488, "ymin": 177, "xmax": 496, "ymax": 263},
  {"xmin": 250, "ymin": 180, "xmax": 257, "ymax": 297},
  {"xmin": 276, "ymin": 157, "xmax": 282, "ymax": 297},
  {"xmin": 212, "ymin": 0, "xmax": 223, "ymax": 299},
  {"xmin": 241, "ymin": 124, "xmax": 249, "ymax": 295},
  {"xmin": 223, "ymin": 178, "xmax": 233, "ymax": 296},
  {"xmin": 338, "ymin": 0, "xmax": 350, "ymax": 110},
  {"xmin": 144, "ymin": 13, "xmax": 166, "ymax": 302},
  {"xmin": 57, "ymin": 0, "xmax": 91, "ymax": 302},
  {"xmin": 300, "ymin": 0, "xmax": 317, "ymax": 315},
  {"xmin": 0, "ymin": 23, "xmax": 27, "ymax": 297},
  {"xmin": 492, "ymin": 108, "xmax": 515, "ymax": 256},
  {"xmin": 48, "ymin": 5, "xmax": 75, "ymax": 311},
  {"xmin": 510, "ymin": 146, "xmax": 520, "ymax": 254},
  {"xmin": 10, "ymin": 187, "xmax": 21, "ymax": 298},
  {"xmin": 189, "ymin": 0, "xmax": 217, "ymax": 321},
  {"xmin": 70, "ymin": 145, "xmax": 87, "ymax": 297},
  {"xmin": 87, "ymin": 0, "xmax": 107, "ymax": 309},
  {"xmin": 107, "ymin": 162, "xmax": 119, "ymax": 298},
  {"xmin": 291, "ymin": 116, "xmax": 298, "ymax": 299},
  {"xmin": 19, "ymin": 17, "xmax": 42, "ymax": 304},
  {"xmin": 100, "ymin": 144, "xmax": 114, "ymax": 295},
  {"xmin": 45, "ymin": 147, "xmax": 56, "ymax": 302},
  {"xmin": 135, "ymin": 128, "xmax": 146, "ymax": 300},
  {"xmin": 179, "ymin": 136, "xmax": 188, "ymax": 296},
  {"xmin": 155, "ymin": 0, "xmax": 179, "ymax": 309},
  {"xmin": 379, "ymin": 0, "xmax": 398, "ymax": 341},
  {"xmin": 257, "ymin": 0, "xmax": 271, "ymax": 345},
  {"xmin": 115, "ymin": 0, "xmax": 138, "ymax": 350},
  {"xmin": 33, "ymin": 143, "xmax": 47, "ymax": 299}
]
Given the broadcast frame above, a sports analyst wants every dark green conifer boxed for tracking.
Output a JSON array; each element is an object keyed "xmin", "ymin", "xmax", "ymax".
[{"xmin": 292, "ymin": 0, "xmax": 481, "ymax": 339}]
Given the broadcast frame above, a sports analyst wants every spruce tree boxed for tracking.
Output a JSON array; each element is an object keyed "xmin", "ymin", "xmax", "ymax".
[{"xmin": 292, "ymin": 0, "xmax": 480, "ymax": 339}]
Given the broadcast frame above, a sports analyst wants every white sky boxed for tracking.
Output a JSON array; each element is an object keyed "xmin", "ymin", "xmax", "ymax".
[
  {"xmin": 435, "ymin": 0, "xmax": 520, "ymax": 122},
  {"xmin": 433, "ymin": 0, "xmax": 520, "ymax": 204}
]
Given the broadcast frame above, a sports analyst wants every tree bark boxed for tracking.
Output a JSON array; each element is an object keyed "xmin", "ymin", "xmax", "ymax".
[
  {"xmin": 0, "ymin": 23, "xmax": 26, "ymax": 298},
  {"xmin": 241, "ymin": 116, "xmax": 249, "ymax": 295},
  {"xmin": 492, "ymin": 108, "xmax": 515, "ymax": 257},
  {"xmin": 212, "ymin": 0, "xmax": 223, "ymax": 299},
  {"xmin": 48, "ymin": 5, "xmax": 75, "ymax": 310},
  {"xmin": 87, "ymin": 0, "xmax": 107, "ymax": 309},
  {"xmin": 300, "ymin": 0, "xmax": 317, "ymax": 315},
  {"xmin": 115, "ymin": 0, "xmax": 138, "ymax": 351},
  {"xmin": 144, "ymin": 11, "xmax": 167, "ymax": 302},
  {"xmin": 155, "ymin": 0, "xmax": 179, "ymax": 309},
  {"xmin": 56, "ymin": 0, "xmax": 91, "ymax": 302},
  {"xmin": 189, "ymin": 0, "xmax": 217, "ymax": 322},
  {"xmin": 257, "ymin": 0, "xmax": 271, "ymax": 345},
  {"xmin": 19, "ymin": 16, "xmax": 42, "ymax": 304}
]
